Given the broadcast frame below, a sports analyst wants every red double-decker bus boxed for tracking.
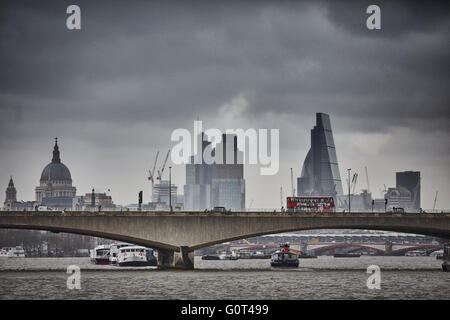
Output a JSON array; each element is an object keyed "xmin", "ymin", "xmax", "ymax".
[{"xmin": 286, "ymin": 196, "xmax": 335, "ymax": 212}]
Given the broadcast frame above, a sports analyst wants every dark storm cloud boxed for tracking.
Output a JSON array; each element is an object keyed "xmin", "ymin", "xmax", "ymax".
[
  {"xmin": 323, "ymin": 0, "xmax": 450, "ymax": 37},
  {"xmin": 1, "ymin": 0, "xmax": 448, "ymax": 130}
]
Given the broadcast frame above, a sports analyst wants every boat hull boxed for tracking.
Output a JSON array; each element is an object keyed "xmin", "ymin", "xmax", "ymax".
[
  {"xmin": 118, "ymin": 260, "xmax": 157, "ymax": 267},
  {"xmin": 443, "ymin": 261, "xmax": 449, "ymax": 272},
  {"xmin": 270, "ymin": 261, "xmax": 299, "ymax": 268},
  {"xmin": 201, "ymin": 255, "xmax": 220, "ymax": 260},
  {"xmin": 333, "ymin": 254, "xmax": 360, "ymax": 258},
  {"xmin": 94, "ymin": 258, "xmax": 110, "ymax": 265}
]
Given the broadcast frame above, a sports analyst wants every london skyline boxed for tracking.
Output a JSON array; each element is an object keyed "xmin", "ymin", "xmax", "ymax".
[{"xmin": 0, "ymin": 1, "xmax": 449, "ymax": 209}]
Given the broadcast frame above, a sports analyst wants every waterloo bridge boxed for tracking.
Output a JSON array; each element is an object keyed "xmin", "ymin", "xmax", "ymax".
[{"xmin": 0, "ymin": 211, "xmax": 449, "ymax": 269}]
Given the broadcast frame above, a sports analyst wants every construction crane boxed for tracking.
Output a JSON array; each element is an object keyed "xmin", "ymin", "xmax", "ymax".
[
  {"xmin": 351, "ymin": 173, "xmax": 358, "ymax": 194},
  {"xmin": 433, "ymin": 191, "xmax": 438, "ymax": 211},
  {"xmin": 291, "ymin": 168, "xmax": 296, "ymax": 196},
  {"xmin": 365, "ymin": 166, "xmax": 370, "ymax": 193},
  {"xmin": 379, "ymin": 184, "xmax": 387, "ymax": 198},
  {"xmin": 156, "ymin": 149, "xmax": 170, "ymax": 181},
  {"xmin": 148, "ymin": 151, "xmax": 160, "ymax": 185},
  {"xmin": 280, "ymin": 186, "xmax": 284, "ymax": 208},
  {"xmin": 248, "ymin": 199, "xmax": 254, "ymax": 209}
]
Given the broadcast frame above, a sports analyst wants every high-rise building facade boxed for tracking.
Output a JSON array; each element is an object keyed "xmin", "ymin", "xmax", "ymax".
[
  {"xmin": 395, "ymin": 171, "xmax": 420, "ymax": 210},
  {"xmin": 297, "ymin": 113, "xmax": 343, "ymax": 198},
  {"xmin": 184, "ymin": 133, "xmax": 245, "ymax": 210}
]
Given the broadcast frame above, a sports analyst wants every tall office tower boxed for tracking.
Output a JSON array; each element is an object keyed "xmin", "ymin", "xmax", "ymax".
[
  {"xmin": 184, "ymin": 133, "xmax": 245, "ymax": 210},
  {"xmin": 210, "ymin": 134, "xmax": 245, "ymax": 210},
  {"xmin": 396, "ymin": 171, "xmax": 420, "ymax": 210},
  {"xmin": 184, "ymin": 134, "xmax": 212, "ymax": 210},
  {"xmin": 297, "ymin": 113, "xmax": 343, "ymax": 198}
]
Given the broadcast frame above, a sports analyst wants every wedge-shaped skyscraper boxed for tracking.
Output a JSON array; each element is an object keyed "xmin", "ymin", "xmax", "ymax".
[{"xmin": 297, "ymin": 113, "xmax": 343, "ymax": 198}]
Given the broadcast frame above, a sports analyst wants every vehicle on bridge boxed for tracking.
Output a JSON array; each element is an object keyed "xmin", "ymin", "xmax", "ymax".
[{"xmin": 286, "ymin": 196, "xmax": 335, "ymax": 212}]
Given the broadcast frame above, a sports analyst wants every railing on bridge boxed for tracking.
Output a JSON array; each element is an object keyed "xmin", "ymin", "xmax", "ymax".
[{"xmin": 1, "ymin": 208, "xmax": 449, "ymax": 216}]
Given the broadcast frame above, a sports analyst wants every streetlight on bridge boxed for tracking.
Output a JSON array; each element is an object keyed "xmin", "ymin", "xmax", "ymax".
[
  {"xmin": 169, "ymin": 166, "xmax": 173, "ymax": 213},
  {"xmin": 347, "ymin": 168, "xmax": 351, "ymax": 213}
]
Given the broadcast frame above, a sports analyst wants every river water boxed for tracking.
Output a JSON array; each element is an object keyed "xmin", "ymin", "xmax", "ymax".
[{"xmin": 0, "ymin": 256, "xmax": 448, "ymax": 299}]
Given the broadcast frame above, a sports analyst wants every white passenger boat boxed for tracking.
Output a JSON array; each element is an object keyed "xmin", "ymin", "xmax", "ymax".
[
  {"xmin": 117, "ymin": 245, "xmax": 157, "ymax": 267},
  {"xmin": 0, "ymin": 246, "xmax": 26, "ymax": 258},
  {"xmin": 89, "ymin": 244, "xmax": 111, "ymax": 265},
  {"xmin": 109, "ymin": 243, "xmax": 130, "ymax": 265}
]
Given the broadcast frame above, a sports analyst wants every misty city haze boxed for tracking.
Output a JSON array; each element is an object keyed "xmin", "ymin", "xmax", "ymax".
[{"xmin": 0, "ymin": 0, "xmax": 449, "ymax": 209}]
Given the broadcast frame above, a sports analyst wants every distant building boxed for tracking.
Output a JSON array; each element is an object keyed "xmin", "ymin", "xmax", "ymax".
[
  {"xmin": 152, "ymin": 180, "xmax": 178, "ymax": 205},
  {"xmin": 372, "ymin": 171, "xmax": 421, "ymax": 212},
  {"xmin": 184, "ymin": 133, "xmax": 245, "ymax": 210},
  {"xmin": 4, "ymin": 176, "xmax": 17, "ymax": 209},
  {"xmin": 396, "ymin": 171, "xmax": 420, "ymax": 210},
  {"xmin": 35, "ymin": 138, "xmax": 76, "ymax": 210},
  {"xmin": 83, "ymin": 189, "xmax": 116, "ymax": 210},
  {"xmin": 297, "ymin": 113, "xmax": 344, "ymax": 201},
  {"xmin": 3, "ymin": 176, "xmax": 38, "ymax": 211}
]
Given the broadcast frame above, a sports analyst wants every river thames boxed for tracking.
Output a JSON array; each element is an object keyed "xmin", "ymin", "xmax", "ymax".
[{"xmin": 0, "ymin": 256, "xmax": 448, "ymax": 300}]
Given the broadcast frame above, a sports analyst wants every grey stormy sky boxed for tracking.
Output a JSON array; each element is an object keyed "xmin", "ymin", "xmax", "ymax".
[{"xmin": 0, "ymin": 0, "xmax": 449, "ymax": 209}]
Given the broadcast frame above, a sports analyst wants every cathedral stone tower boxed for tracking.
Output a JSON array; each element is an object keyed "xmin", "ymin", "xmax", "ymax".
[{"xmin": 4, "ymin": 176, "xmax": 17, "ymax": 208}]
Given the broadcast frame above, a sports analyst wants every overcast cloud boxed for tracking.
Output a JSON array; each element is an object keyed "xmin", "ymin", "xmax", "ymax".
[{"xmin": 0, "ymin": 0, "xmax": 449, "ymax": 209}]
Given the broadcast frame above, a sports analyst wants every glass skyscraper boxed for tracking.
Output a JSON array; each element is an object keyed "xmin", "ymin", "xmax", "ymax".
[
  {"xmin": 297, "ymin": 113, "xmax": 343, "ymax": 198},
  {"xmin": 184, "ymin": 133, "xmax": 245, "ymax": 210}
]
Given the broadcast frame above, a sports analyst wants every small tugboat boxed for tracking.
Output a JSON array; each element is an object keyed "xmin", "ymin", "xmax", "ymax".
[{"xmin": 270, "ymin": 243, "xmax": 299, "ymax": 268}]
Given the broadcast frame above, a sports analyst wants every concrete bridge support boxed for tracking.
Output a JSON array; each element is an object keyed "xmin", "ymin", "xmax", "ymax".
[{"xmin": 157, "ymin": 246, "xmax": 194, "ymax": 270}]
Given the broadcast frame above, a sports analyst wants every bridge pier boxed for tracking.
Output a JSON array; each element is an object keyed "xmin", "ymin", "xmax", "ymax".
[{"xmin": 157, "ymin": 246, "xmax": 194, "ymax": 270}]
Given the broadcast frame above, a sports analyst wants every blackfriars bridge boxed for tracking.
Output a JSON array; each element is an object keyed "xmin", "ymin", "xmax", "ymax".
[{"xmin": 0, "ymin": 211, "xmax": 449, "ymax": 269}]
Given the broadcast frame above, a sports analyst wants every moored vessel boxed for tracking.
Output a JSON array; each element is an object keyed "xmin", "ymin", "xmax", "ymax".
[
  {"xmin": 404, "ymin": 250, "xmax": 427, "ymax": 257},
  {"xmin": 109, "ymin": 242, "xmax": 130, "ymax": 265},
  {"xmin": 117, "ymin": 245, "xmax": 157, "ymax": 267},
  {"xmin": 201, "ymin": 254, "xmax": 220, "ymax": 260},
  {"xmin": 333, "ymin": 253, "xmax": 361, "ymax": 258},
  {"xmin": 0, "ymin": 246, "xmax": 26, "ymax": 258},
  {"xmin": 90, "ymin": 244, "xmax": 111, "ymax": 265}
]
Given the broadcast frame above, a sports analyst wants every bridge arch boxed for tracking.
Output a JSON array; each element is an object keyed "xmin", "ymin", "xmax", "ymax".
[
  {"xmin": 0, "ymin": 224, "xmax": 179, "ymax": 251},
  {"xmin": 0, "ymin": 212, "xmax": 449, "ymax": 253}
]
